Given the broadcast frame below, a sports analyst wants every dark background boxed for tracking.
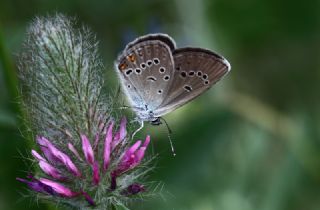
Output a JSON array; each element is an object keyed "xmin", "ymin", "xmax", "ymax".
[{"xmin": 1, "ymin": 0, "xmax": 320, "ymax": 209}]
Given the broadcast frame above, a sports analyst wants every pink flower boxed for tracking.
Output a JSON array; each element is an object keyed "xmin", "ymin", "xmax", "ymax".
[
  {"xmin": 81, "ymin": 134, "xmax": 94, "ymax": 165},
  {"xmin": 113, "ymin": 135, "xmax": 151, "ymax": 176},
  {"xmin": 92, "ymin": 162, "xmax": 100, "ymax": 185},
  {"xmin": 111, "ymin": 117, "xmax": 127, "ymax": 150},
  {"xmin": 17, "ymin": 116, "xmax": 151, "ymax": 206},
  {"xmin": 39, "ymin": 178, "xmax": 79, "ymax": 197},
  {"xmin": 37, "ymin": 137, "xmax": 81, "ymax": 177},
  {"xmin": 103, "ymin": 120, "xmax": 114, "ymax": 171}
]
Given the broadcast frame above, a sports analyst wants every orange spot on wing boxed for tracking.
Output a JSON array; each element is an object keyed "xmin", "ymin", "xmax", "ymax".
[
  {"xmin": 127, "ymin": 54, "xmax": 136, "ymax": 62},
  {"xmin": 118, "ymin": 62, "xmax": 128, "ymax": 71}
]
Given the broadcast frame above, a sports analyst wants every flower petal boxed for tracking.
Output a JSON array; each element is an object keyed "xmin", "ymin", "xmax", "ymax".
[
  {"xmin": 39, "ymin": 160, "xmax": 64, "ymax": 180},
  {"xmin": 119, "ymin": 117, "xmax": 127, "ymax": 141},
  {"xmin": 39, "ymin": 178, "xmax": 79, "ymax": 197},
  {"xmin": 31, "ymin": 150, "xmax": 46, "ymax": 161},
  {"xmin": 37, "ymin": 136, "xmax": 59, "ymax": 163},
  {"xmin": 68, "ymin": 143, "xmax": 83, "ymax": 161},
  {"xmin": 111, "ymin": 117, "xmax": 127, "ymax": 150},
  {"xmin": 81, "ymin": 134, "xmax": 94, "ymax": 165},
  {"xmin": 82, "ymin": 191, "xmax": 96, "ymax": 206},
  {"xmin": 113, "ymin": 140, "xmax": 142, "ymax": 175},
  {"xmin": 123, "ymin": 140, "xmax": 141, "ymax": 161},
  {"xmin": 103, "ymin": 120, "xmax": 114, "ymax": 171},
  {"xmin": 135, "ymin": 135, "xmax": 151, "ymax": 164},
  {"xmin": 38, "ymin": 137, "xmax": 81, "ymax": 177},
  {"xmin": 17, "ymin": 177, "xmax": 54, "ymax": 195},
  {"xmin": 92, "ymin": 162, "xmax": 100, "ymax": 185}
]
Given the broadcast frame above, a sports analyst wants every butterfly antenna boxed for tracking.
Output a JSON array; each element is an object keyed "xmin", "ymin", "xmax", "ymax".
[
  {"xmin": 131, "ymin": 120, "xmax": 144, "ymax": 139},
  {"xmin": 160, "ymin": 117, "xmax": 176, "ymax": 157}
]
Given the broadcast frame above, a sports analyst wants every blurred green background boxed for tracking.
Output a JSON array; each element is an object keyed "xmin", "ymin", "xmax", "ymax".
[{"xmin": 1, "ymin": 0, "xmax": 320, "ymax": 209}]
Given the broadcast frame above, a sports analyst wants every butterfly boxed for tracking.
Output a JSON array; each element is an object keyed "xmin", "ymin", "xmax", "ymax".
[{"xmin": 115, "ymin": 33, "xmax": 231, "ymax": 127}]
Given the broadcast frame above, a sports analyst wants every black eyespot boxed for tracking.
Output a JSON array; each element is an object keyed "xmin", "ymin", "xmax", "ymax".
[
  {"xmin": 140, "ymin": 63, "xmax": 146, "ymax": 69},
  {"xmin": 153, "ymin": 58, "xmax": 160, "ymax": 65},
  {"xmin": 125, "ymin": 69, "xmax": 133, "ymax": 76},
  {"xmin": 147, "ymin": 60, "xmax": 153, "ymax": 66},
  {"xmin": 184, "ymin": 85, "xmax": 192, "ymax": 92},
  {"xmin": 135, "ymin": 68, "xmax": 141, "ymax": 74},
  {"xmin": 159, "ymin": 67, "xmax": 165, "ymax": 73},
  {"xmin": 147, "ymin": 76, "xmax": 156, "ymax": 82},
  {"xmin": 204, "ymin": 80, "xmax": 209, "ymax": 85},
  {"xmin": 163, "ymin": 75, "xmax": 170, "ymax": 81},
  {"xmin": 202, "ymin": 74, "xmax": 208, "ymax": 80},
  {"xmin": 180, "ymin": 71, "xmax": 187, "ymax": 78},
  {"xmin": 127, "ymin": 84, "xmax": 131, "ymax": 88},
  {"xmin": 197, "ymin": 71, "xmax": 202, "ymax": 77},
  {"xmin": 188, "ymin": 71, "xmax": 195, "ymax": 76},
  {"xmin": 158, "ymin": 90, "xmax": 163, "ymax": 94},
  {"xmin": 175, "ymin": 66, "xmax": 181, "ymax": 71}
]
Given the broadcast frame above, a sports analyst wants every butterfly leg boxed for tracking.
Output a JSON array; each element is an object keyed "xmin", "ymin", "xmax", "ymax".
[{"xmin": 131, "ymin": 120, "xmax": 144, "ymax": 139}]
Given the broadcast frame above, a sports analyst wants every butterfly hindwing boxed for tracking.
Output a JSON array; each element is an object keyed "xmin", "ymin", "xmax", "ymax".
[
  {"xmin": 115, "ymin": 35, "xmax": 176, "ymax": 111},
  {"xmin": 154, "ymin": 47, "xmax": 231, "ymax": 117}
]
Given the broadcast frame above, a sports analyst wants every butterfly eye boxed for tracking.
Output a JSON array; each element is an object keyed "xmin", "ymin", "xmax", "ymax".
[
  {"xmin": 184, "ymin": 85, "xmax": 192, "ymax": 92},
  {"xmin": 159, "ymin": 67, "xmax": 165, "ymax": 73},
  {"xmin": 153, "ymin": 58, "xmax": 160, "ymax": 65},
  {"xmin": 125, "ymin": 69, "xmax": 133, "ymax": 76},
  {"xmin": 140, "ymin": 63, "xmax": 146, "ymax": 69},
  {"xmin": 163, "ymin": 75, "xmax": 170, "ymax": 81},
  {"xmin": 147, "ymin": 60, "xmax": 153, "ymax": 66}
]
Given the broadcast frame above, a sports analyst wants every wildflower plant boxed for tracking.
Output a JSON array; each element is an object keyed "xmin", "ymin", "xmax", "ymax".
[{"xmin": 17, "ymin": 14, "xmax": 155, "ymax": 209}]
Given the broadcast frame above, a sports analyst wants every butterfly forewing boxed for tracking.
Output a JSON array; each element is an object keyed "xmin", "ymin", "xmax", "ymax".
[
  {"xmin": 115, "ymin": 35, "xmax": 176, "ymax": 111},
  {"xmin": 154, "ymin": 47, "xmax": 231, "ymax": 117}
]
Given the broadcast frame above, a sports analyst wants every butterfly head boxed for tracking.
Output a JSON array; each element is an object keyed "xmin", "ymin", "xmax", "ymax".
[{"xmin": 150, "ymin": 117, "xmax": 162, "ymax": 126}]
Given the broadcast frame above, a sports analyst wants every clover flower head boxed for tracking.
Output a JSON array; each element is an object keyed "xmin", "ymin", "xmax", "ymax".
[{"xmin": 17, "ymin": 117, "xmax": 152, "ymax": 208}]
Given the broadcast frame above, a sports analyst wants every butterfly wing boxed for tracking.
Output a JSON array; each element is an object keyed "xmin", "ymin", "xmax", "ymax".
[
  {"xmin": 154, "ymin": 47, "xmax": 231, "ymax": 117},
  {"xmin": 115, "ymin": 34, "xmax": 176, "ymax": 115}
]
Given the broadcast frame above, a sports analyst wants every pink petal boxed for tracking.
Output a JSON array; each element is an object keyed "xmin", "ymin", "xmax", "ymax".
[
  {"xmin": 135, "ymin": 135, "xmax": 151, "ymax": 163},
  {"xmin": 81, "ymin": 134, "xmax": 94, "ymax": 165},
  {"xmin": 39, "ymin": 160, "xmax": 63, "ymax": 180},
  {"xmin": 39, "ymin": 178, "xmax": 79, "ymax": 197},
  {"xmin": 37, "ymin": 136, "xmax": 58, "ymax": 163},
  {"xmin": 103, "ymin": 121, "xmax": 114, "ymax": 171},
  {"xmin": 17, "ymin": 177, "xmax": 54, "ymax": 195},
  {"xmin": 123, "ymin": 140, "xmax": 141, "ymax": 161},
  {"xmin": 31, "ymin": 150, "xmax": 46, "ymax": 161},
  {"xmin": 111, "ymin": 117, "xmax": 127, "ymax": 150},
  {"xmin": 82, "ymin": 191, "xmax": 96, "ymax": 206},
  {"xmin": 92, "ymin": 162, "xmax": 100, "ymax": 185},
  {"xmin": 119, "ymin": 117, "xmax": 127, "ymax": 141},
  {"xmin": 68, "ymin": 143, "xmax": 83, "ymax": 161},
  {"xmin": 114, "ymin": 140, "xmax": 142, "ymax": 175},
  {"xmin": 39, "ymin": 137, "xmax": 81, "ymax": 177}
]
